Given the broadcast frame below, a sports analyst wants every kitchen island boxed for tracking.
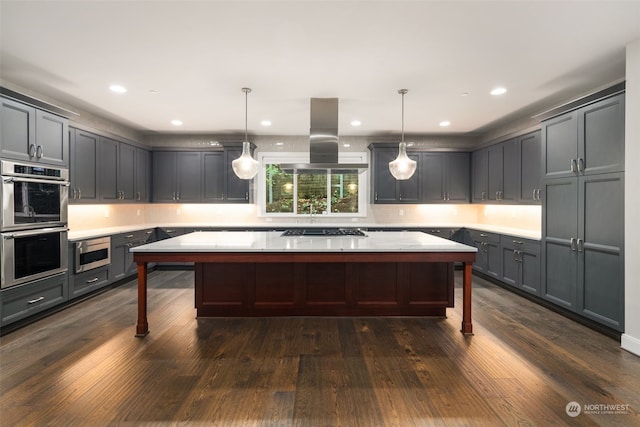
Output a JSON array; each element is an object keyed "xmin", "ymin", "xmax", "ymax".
[{"xmin": 131, "ymin": 231, "xmax": 477, "ymax": 336}]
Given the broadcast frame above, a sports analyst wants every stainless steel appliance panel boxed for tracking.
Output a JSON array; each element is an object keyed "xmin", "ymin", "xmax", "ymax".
[
  {"xmin": 75, "ymin": 236, "xmax": 111, "ymax": 273},
  {"xmin": 1, "ymin": 227, "xmax": 68, "ymax": 288}
]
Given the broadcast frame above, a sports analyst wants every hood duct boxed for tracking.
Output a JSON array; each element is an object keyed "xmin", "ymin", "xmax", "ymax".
[{"xmin": 279, "ymin": 98, "xmax": 368, "ymax": 174}]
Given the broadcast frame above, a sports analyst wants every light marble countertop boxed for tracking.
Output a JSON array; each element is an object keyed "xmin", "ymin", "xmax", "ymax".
[
  {"xmin": 68, "ymin": 222, "xmax": 540, "ymax": 241},
  {"xmin": 129, "ymin": 231, "xmax": 478, "ymax": 253}
]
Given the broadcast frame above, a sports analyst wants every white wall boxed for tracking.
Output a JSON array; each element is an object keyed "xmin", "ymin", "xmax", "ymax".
[{"xmin": 622, "ymin": 40, "xmax": 640, "ymax": 356}]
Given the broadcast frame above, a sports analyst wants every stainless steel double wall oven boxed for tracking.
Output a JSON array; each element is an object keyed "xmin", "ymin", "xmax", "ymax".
[{"xmin": 1, "ymin": 159, "xmax": 69, "ymax": 288}]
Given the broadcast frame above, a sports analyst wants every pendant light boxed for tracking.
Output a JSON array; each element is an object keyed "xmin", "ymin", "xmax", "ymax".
[
  {"xmin": 389, "ymin": 89, "xmax": 417, "ymax": 180},
  {"xmin": 232, "ymin": 87, "xmax": 260, "ymax": 180}
]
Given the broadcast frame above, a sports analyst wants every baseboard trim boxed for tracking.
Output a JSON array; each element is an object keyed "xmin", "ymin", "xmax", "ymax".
[{"xmin": 621, "ymin": 334, "xmax": 640, "ymax": 357}]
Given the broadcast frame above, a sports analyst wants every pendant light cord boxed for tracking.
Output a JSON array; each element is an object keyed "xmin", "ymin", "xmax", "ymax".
[
  {"xmin": 398, "ymin": 89, "xmax": 408, "ymax": 144},
  {"xmin": 242, "ymin": 87, "xmax": 251, "ymax": 142}
]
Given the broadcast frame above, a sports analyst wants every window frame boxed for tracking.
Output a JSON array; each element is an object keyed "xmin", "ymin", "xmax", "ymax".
[{"xmin": 258, "ymin": 151, "xmax": 368, "ymax": 218}]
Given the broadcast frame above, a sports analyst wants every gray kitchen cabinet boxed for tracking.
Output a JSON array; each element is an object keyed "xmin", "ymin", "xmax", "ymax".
[
  {"xmin": 99, "ymin": 138, "xmax": 136, "ymax": 202},
  {"xmin": 486, "ymin": 140, "xmax": 518, "ymax": 203},
  {"xmin": 542, "ymin": 173, "xmax": 624, "ymax": 331},
  {"xmin": 224, "ymin": 147, "xmax": 251, "ymax": 203},
  {"xmin": 369, "ymin": 145, "xmax": 419, "ymax": 203},
  {"xmin": 501, "ymin": 237, "xmax": 540, "ymax": 295},
  {"xmin": 110, "ymin": 229, "xmax": 155, "ymax": 281},
  {"xmin": 69, "ymin": 266, "xmax": 110, "ymax": 299},
  {"xmin": 0, "ymin": 272, "xmax": 68, "ymax": 327},
  {"xmin": 421, "ymin": 152, "xmax": 470, "ymax": 203},
  {"xmin": 203, "ymin": 152, "xmax": 225, "ymax": 202},
  {"xmin": 135, "ymin": 147, "xmax": 151, "ymax": 202},
  {"xmin": 468, "ymin": 229, "xmax": 501, "ymax": 279},
  {"xmin": 471, "ymin": 149, "xmax": 488, "ymax": 202},
  {"xmin": 69, "ymin": 128, "xmax": 99, "ymax": 203},
  {"xmin": 1, "ymin": 97, "xmax": 69, "ymax": 167},
  {"xmin": 487, "ymin": 144, "xmax": 504, "ymax": 202},
  {"xmin": 542, "ymin": 93, "xmax": 624, "ymax": 180},
  {"xmin": 518, "ymin": 131, "xmax": 542, "ymax": 203},
  {"xmin": 152, "ymin": 151, "xmax": 202, "ymax": 202}
]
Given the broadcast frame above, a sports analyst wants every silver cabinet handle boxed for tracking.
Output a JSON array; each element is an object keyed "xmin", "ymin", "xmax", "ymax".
[
  {"xmin": 86, "ymin": 277, "xmax": 99, "ymax": 284},
  {"xmin": 29, "ymin": 144, "xmax": 37, "ymax": 157},
  {"xmin": 136, "ymin": 191, "xmax": 141, "ymax": 201},
  {"xmin": 570, "ymin": 158, "xmax": 578, "ymax": 173},
  {"xmin": 577, "ymin": 238, "xmax": 584, "ymax": 253},
  {"xmin": 535, "ymin": 189, "xmax": 540, "ymax": 200},
  {"xmin": 36, "ymin": 145, "xmax": 44, "ymax": 159},
  {"xmin": 480, "ymin": 233, "xmax": 488, "ymax": 237},
  {"xmin": 570, "ymin": 237, "xmax": 577, "ymax": 251},
  {"xmin": 146, "ymin": 230, "xmax": 153, "ymax": 235},
  {"xmin": 481, "ymin": 191, "xmax": 486, "ymax": 200},
  {"xmin": 578, "ymin": 158, "xmax": 585, "ymax": 172},
  {"xmin": 28, "ymin": 296, "xmax": 45, "ymax": 304},
  {"xmin": 125, "ymin": 234, "xmax": 134, "ymax": 238},
  {"xmin": 245, "ymin": 192, "xmax": 249, "ymax": 200}
]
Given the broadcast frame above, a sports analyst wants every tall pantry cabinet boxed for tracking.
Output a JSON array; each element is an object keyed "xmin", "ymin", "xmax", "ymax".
[{"xmin": 541, "ymin": 93, "xmax": 625, "ymax": 331}]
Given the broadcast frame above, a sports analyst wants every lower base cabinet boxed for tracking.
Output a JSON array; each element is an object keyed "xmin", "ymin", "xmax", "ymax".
[
  {"xmin": 468, "ymin": 230, "xmax": 502, "ymax": 279},
  {"xmin": 70, "ymin": 267, "xmax": 110, "ymax": 299},
  {"xmin": 1, "ymin": 273, "xmax": 68, "ymax": 327},
  {"xmin": 500, "ymin": 238, "xmax": 541, "ymax": 295}
]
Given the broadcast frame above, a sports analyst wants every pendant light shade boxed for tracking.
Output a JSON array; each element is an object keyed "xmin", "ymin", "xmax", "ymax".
[
  {"xmin": 232, "ymin": 88, "xmax": 259, "ymax": 180},
  {"xmin": 389, "ymin": 89, "xmax": 417, "ymax": 180}
]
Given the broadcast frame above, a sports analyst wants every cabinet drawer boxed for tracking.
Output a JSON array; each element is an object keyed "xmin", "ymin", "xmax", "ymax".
[
  {"xmin": 112, "ymin": 229, "xmax": 154, "ymax": 246},
  {"xmin": 1, "ymin": 273, "xmax": 68, "ymax": 326},
  {"xmin": 70, "ymin": 267, "xmax": 110, "ymax": 298},
  {"xmin": 468, "ymin": 229, "xmax": 501, "ymax": 245}
]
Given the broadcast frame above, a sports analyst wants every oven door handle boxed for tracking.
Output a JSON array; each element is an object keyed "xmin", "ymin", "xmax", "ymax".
[
  {"xmin": 2, "ymin": 176, "xmax": 70, "ymax": 186},
  {"xmin": 3, "ymin": 227, "xmax": 69, "ymax": 239}
]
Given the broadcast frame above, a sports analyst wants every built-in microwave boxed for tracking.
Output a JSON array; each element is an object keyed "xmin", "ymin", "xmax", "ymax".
[
  {"xmin": 1, "ymin": 159, "xmax": 69, "ymax": 231},
  {"xmin": 1, "ymin": 226, "xmax": 68, "ymax": 289},
  {"xmin": 75, "ymin": 236, "xmax": 111, "ymax": 273}
]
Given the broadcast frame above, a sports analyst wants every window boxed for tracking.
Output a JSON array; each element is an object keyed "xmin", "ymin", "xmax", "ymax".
[{"xmin": 260, "ymin": 153, "xmax": 367, "ymax": 217}]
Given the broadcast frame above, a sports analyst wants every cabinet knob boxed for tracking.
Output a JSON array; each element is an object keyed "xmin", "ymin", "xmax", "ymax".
[
  {"xmin": 29, "ymin": 144, "xmax": 37, "ymax": 158},
  {"xmin": 578, "ymin": 158, "xmax": 585, "ymax": 173},
  {"xmin": 36, "ymin": 145, "xmax": 44, "ymax": 159},
  {"xmin": 570, "ymin": 158, "xmax": 578, "ymax": 173}
]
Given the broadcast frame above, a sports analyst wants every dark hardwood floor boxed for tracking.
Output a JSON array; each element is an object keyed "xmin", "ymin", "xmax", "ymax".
[{"xmin": 1, "ymin": 270, "xmax": 639, "ymax": 426}]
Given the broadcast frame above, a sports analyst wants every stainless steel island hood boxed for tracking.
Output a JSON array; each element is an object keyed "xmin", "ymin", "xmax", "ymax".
[{"xmin": 279, "ymin": 98, "xmax": 368, "ymax": 174}]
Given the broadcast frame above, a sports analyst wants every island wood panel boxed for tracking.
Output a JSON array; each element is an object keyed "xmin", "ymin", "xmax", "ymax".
[
  {"xmin": 134, "ymin": 250, "xmax": 476, "ymax": 336},
  {"xmin": 195, "ymin": 261, "xmax": 453, "ymax": 317}
]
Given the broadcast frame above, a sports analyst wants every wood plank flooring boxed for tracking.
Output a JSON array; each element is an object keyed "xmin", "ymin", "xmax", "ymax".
[{"xmin": 1, "ymin": 270, "xmax": 639, "ymax": 426}]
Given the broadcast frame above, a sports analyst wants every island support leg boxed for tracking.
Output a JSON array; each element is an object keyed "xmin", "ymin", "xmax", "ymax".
[
  {"xmin": 135, "ymin": 261, "xmax": 149, "ymax": 337},
  {"xmin": 461, "ymin": 261, "xmax": 473, "ymax": 335}
]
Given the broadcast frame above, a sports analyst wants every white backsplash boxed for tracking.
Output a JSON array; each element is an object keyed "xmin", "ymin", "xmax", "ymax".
[{"xmin": 69, "ymin": 203, "xmax": 540, "ymax": 232}]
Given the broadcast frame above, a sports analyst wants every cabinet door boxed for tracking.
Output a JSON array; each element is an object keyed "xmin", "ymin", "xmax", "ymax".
[
  {"xmin": 519, "ymin": 131, "xmax": 541, "ymax": 203},
  {"xmin": 579, "ymin": 94, "xmax": 625, "ymax": 176},
  {"xmin": 110, "ymin": 243, "xmax": 127, "ymax": 282},
  {"xmin": 501, "ymin": 139, "xmax": 519, "ymax": 202},
  {"xmin": 421, "ymin": 153, "xmax": 444, "ymax": 202},
  {"xmin": 35, "ymin": 110, "xmax": 69, "ymax": 167},
  {"xmin": 99, "ymin": 137, "xmax": 119, "ymax": 201},
  {"xmin": 471, "ymin": 149, "xmax": 488, "ymax": 202},
  {"xmin": 487, "ymin": 144, "xmax": 503, "ymax": 201},
  {"xmin": 542, "ymin": 111, "xmax": 578, "ymax": 180},
  {"xmin": 152, "ymin": 152, "xmax": 177, "ymax": 202},
  {"xmin": 542, "ymin": 178, "xmax": 578, "ymax": 309},
  {"xmin": 520, "ymin": 243, "xmax": 540, "ymax": 295},
  {"xmin": 1, "ymin": 273, "xmax": 68, "ymax": 327},
  {"xmin": 177, "ymin": 152, "xmax": 202, "ymax": 202},
  {"xmin": 372, "ymin": 148, "xmax": 399, "ymax": 203},
  {"xmin": 118, "ymin": 143, "xmax": 136, "ymax": 201},
  {"xmin": 485, "ymin": 239, "xmax": 502, "ymax": 279},
  {"xmin": 1, "ymin": 97, "xmax": 35, "ymax": 162},
  {"xmin": 397, "ymin": 152, "xmax": 420, "ymax": 202},
  {"xmin": 203, "ymin": 152, "xmax": 225, "ymax": 202},
  {"xmin": 500, "ymin": 241, "xmax": 519, "ymax": 287},
  {"xmin": 224, "ymin": 148, "xmax": 250, "ymax": 202},
  {"xmin": 445, "ymin": 152, "xmax": 470, "ymax": 202},
  {"xmin": 135, "ymin": 148, "xmax": 150, "ymax": 202},
  {"xmin": 70, "ymin": 129, "xmax": 99, "ymax": 203},
  {"xmin": 577, "ymin": 173, "xmax": 624, "ymax": 330}
]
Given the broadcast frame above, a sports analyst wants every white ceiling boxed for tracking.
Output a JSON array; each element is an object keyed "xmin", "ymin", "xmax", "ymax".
[{"xmin": 1, "ymin": 1, "xmax": 639, "ymax": 138}]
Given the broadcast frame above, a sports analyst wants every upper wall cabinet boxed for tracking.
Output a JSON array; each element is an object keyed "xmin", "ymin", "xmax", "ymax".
[
  {"xmin": 70, "ymin": 127, "xmax": 150, "ymax": 204},
  {"xmin": 152, "ymin": 147, "xmax": 251, "ymax": 204},
  {"xmin": 542, "ymin": 93, "xmax": 624, "ymax": 180},
  {"xmin": 1, "ymin": 97, "xmax": 69, "ymax": 167},
  {"xmin": 472, "ymin": 130, "xmax": 541, "ymax": 205},
  {"xmin": 369, "ymin": 144, "xmax": 468, "ymax": 204}
]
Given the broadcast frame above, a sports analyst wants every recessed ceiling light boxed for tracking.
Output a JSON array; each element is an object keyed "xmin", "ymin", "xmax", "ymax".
[
  {"xmin": 275, "ymin": 142, "xmax": 284, "ymax": 146},
  {"xmin": 148, "ymin": 89, "xmax": 158, "ymax": 94},
  {"xmin": 490, "ymin": 87, "xmax": 507, "ymax": 96},
  {"xmin": 350, "ymin": 120, "xmax": 361, "ymax": 127},
  {"xmin": 261, "ymin": 120, "xmax": 272, "ymax": 126},
  {"xmin": 109, "ymin": 84, "xmax": 127, "ymax": 94},
  {"xmin": 439, "ymin": 121, "xmax": 451, "ymax": 127},
  {"xmin": 461, "ymin": 92, "xmax": 469, "ymax": 97},
  {"xmin": 343, "ymin": 143, "xmax": 351, "ymax": 148},
  {"xmin": 171, "ymin": 119, "xmax": 183, "ymax": 126}
]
